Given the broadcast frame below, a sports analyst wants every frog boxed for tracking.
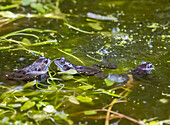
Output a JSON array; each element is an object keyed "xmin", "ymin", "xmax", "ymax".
[
  {"xmin": 4, "ymin": 56, "xmax": 51, "ymax": 81},
  {"xmin": 54, "ymin": 57, "xmax": 102, "ymax": 75},
  {"xmin": 54, "ymin": 57, "xmax": 154, "ymax": 85},
  {"xmin": 54, "ymin": 57, "xmax": 117, "ymax": 78},
  {"xmin": 107, "ymin": 61, "xmax": 154, "ymax": 84}
]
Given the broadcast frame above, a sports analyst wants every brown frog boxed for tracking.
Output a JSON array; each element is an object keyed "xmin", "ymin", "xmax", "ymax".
[
  {"xmin": 54, "ymin": 57, "xmax": 117, "ymax": 78},
  {"xmin": 107, "ymin": 61, "xmax": 154, "ymax": 84},
  {"xmin": 4, "ymin": 57, "xmax": 51, "ymax": 81},
  {"xmin": 54, "ymin": 57, "xmax": 154, "ymax": 84}
]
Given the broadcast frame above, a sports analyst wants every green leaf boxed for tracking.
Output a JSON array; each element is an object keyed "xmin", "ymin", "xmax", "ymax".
[
  {"xmin": 19, "ymin": 91, "xmax": 41, "ymax": 96},
  {"xmin": 23, "ymin": 80, "xmax": 36, "ymax": 89},
  {"xmin": 84, "ymin": 110, "xmax": 97, "ymax": 115},
  {"xmin": 22, "ymin": 0, "xmax": 31, "ymax": 6},
  {"xmin": 78, "ymin": 85, "xmax": 94, "ymax": 90},
  {"xmin": 100, "ymin": 31, "xmax": 112, "ymax": 37},
  {"xmin": 30, "ymin": 3, "xmax": 46, "ymax": 13},
  {"xmin": 27, "ymin": 110, "xmax": 49, "ymax": 121},
  {"xmin": 97, "ymin": 89, "xmax": 121, "ymax": 97},
  {"xmin": 64, "ymin": 49, "xmax": 72, "ymax": 52},
  {"xmin": 58, "ymin": 69, "xmax": 78, "ymax": 75},
  {"xmin": 76, "ymin": 96, "xmax": 92, "ymax": 103},
  {"xmin": 15, "ymin": 97, "xmax": 29, "ymax": 102},
  {"xmin": 20, "ymin": 100, "xmax": 35, "ymax": 111},
  {"xmin": 88, "ymin": 23, "xmax": 102, "ymax": 30},
  {"xmin": 56, "ymin": 111, "xmax": 67, "ymax": 120},
  {"xmin": 0, "ymin": 11, "xmax": 16, "ymax": 18},
  {"xmin": 74, "ymin": 78, "xmax": 87, "ymax": 83},
  {"xmin": 105, "ymin": 78, "xmax": 114, "ymax": 86},
  {"xmin": 62, "ymin": 75, "xmax": 74, "ymax": 80},
  {"xmin": 159, "ymin": 98, "xmax": 168, "ymax": 104},
  {"xmin": 32, "ymin": 114, "xmax": 48, "ymax": 121},
  {"xmin": 43, "ymin": 105, "xmax": 56, "ymax": 113},
  {"xmin": 68, "ymin": 96, "xmax": 80, "ymax": 104},
  {"xmin": 0, "ymin": 46, "xmax": 13, "ymax": 50},
  {"xmin": 22, "ymin": 38, "xmax": 31, "ymax": 45},
  {"xmin": 8, "ymin": 103, "xmax": 22, "ymax": 108},
  {"xmin": 0, "ymin": 4, "xmax": 19, "ymax": 10},
  {"xmin": 32, "ymin": 97, "xmax": 40, "ymax": 101}
]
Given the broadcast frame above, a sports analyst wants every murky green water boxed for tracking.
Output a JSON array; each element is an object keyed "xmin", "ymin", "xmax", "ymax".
[{"xmin": 0, "ymin": 0, "xmax": 169, "ymax": 124}]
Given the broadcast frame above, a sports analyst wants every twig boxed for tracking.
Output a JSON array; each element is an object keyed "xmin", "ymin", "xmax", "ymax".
[
  {"xmin": 105, "ymin": 84, "xmax": 133, "ymax": 125},
  {"xmin": 75, "ymin": 108, "xmax": 142, "ymax": 125},
  {"xmin": 94, "ymin": 109, "xmax": 142, "ymax": 125}
]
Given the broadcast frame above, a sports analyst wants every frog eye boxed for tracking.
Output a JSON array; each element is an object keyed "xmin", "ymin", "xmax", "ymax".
[
  {"xmin": 146, "ymin": 63, "xmax": 154, "ymax": 69},
  {"xmin": 60, "ymin": 57, "xmax": 65, "ymax": 60},
  {"xmin": 44, "ymin": 59, "xmax": 48, "ymax": 64}
]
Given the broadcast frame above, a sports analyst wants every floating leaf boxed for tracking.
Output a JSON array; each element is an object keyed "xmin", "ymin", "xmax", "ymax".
[
  {"xmin": 32, "ymin": 113, "xmax": 48, "ymax": 121},
  {"xmin": 105, "ymin": 78, "xmax": 114, "ymax": 86},
  {"xmin": 0, "ymin": 11, "xmax": 17, "ymax": 18},
  {"xmin": 32, "ymin": 97, "xmax": 40, "ymax": 101},
  {"xmin": 22, "ymin": 0, "xmax": 31, "ymax": 6},
  {"xmin": 43, "ymin": 105, "xmax": 56, "ymax": 113},
  {"xmin": 159, "ymin": 98, "xmax": 168, "ymax": 104},
  {"xmin": 38, "ymin": 101, "xmax": 50, "ymax": 107},
  {"xmin": 56, "ymin": 111, "xmax": 67, "ymax": 120},
  {"xmin": 27, "ymin": 110, "xmax": 49, "ymax": 121},
  {"xmin": 8, "ymin": 103, "xmax": 22, "ymax": 108},
  {"xmin": 88, "ymin": 23, "xmax": 102, "ymax": 30},
  {"xmin": 74, "ymin": 78, "xmax": 87, "ymax": 83},
  {"xmin": 22, "ymin": 38, "xmax": 31, "ymax": 45},
  {"xmin": 20, "ymin": 101, "xmax": 35, "ymax": 111},
  {"xmin": 96, "ymin": 89, "xmax": 121, "ymax": 97},
  {"xmin": 76, "ymin": 96, "xmax": 92, "ymax": 103},
  {"xmin": 17, "ymin": 91, "xmax": 41, "ymax": 96},
  {"xmin": 100, "ymin": 31, "xmax": 112, "ymax": 37},
  {"xmin": 0, "ymin": 4, "xmax": 19, "ymax": 10},
  {"xmin": 15, "ymin": 97, "xmax": 29, "ymax": 102},
  {"xmin": 23, "ymin": 80, "xmax": 36, "ymax": 89},
  {"xmin": 0, "ymin": 46, "xmax": 13, "ymax": 50},
  {"xmin": 84, "ymin": 110, "xmax": 97, "ymax": 115},
  {"xmin": 78, "ymin": 85, "xmax": 94, "ymax": 90},
  {"xmin": 62, "ymin": 75, "xmax": 74, "ymax": 80},
  {"xmin": 68, "ymin": 96, "xmax": 80, "ymax": 104},
  {"xmin": 30, "ymin": 3, "xmax": 46, "ymax": 13},
  {"xmin": 58, "ymin": 69, "xmax": 78, "ymax": 75},
  {"xmin": 64, "ymin": 49, "xmax": 72, "ymax": 52}
]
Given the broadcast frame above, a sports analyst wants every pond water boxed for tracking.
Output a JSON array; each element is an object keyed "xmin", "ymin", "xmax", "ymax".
[{"xmin": 0, "ymin": 0, "xmax": 169, "ymax": 125}]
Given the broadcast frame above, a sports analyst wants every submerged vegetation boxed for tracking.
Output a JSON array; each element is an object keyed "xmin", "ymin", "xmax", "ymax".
[{"xmin": 0, "ymin": 0, "xmax": 169, "ymax": 125}]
